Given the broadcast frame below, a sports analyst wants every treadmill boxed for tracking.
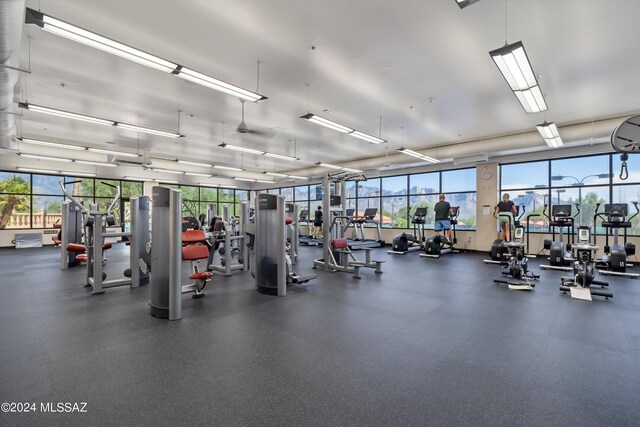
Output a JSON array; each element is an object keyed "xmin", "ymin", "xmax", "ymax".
[{"xmin": 348, "ymin": 208, "xmax": 385, "ymax": 249}]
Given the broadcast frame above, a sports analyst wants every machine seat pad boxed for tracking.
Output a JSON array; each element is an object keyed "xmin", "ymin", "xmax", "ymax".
[
  {"xmin": 182, "ymin": 244, "xmax": 210, "ymax": 261},
  {"xmin": 67, "ymin": 243, "xmax": 86, "ymax": 253},
  {"xmin": 76, "ymin": 254, "xmax": 88, "ymax": 262},
  {"xmin": 332, "ymin": 238, "xmax": 349, "ymax": 249},
  {"xmin": 103, "ymin": 242, "xmax": 112, "ymax": 250},
  {"xmin": 52, "ymin": 236, "xmax": 61, "ymax": 246},
  {"xmin": 285, "ymin": 217, "xmax": 293, "ymax": 225},
  {"xmin": 190, "ymin": 271, "xmax": 213, "ymax": 280},
  {"xmin": 182, "ymin": 229, "xmax": 207, "ymax": 244}
]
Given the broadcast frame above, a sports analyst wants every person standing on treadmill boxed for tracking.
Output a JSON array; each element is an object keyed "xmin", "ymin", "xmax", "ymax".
[
  {"xmin": 312, "ymin": 206, "xmax": 323, "ymax": 239},
  {"xmin": 434, "ymin": 194, "xmax": 452, "ymax": 242}
]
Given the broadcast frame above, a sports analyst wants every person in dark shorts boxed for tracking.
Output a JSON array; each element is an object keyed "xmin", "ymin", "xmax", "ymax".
[
  {"xmin": 433, "ymin": 194, "xmax": 452, "ymax": 242},
  {"xmin": 312, "ymin": 206, "xmax": 323, "ymax": 239},
  {"xmin": 494, "ymin": 193, "xmax": 517, "ymax": 241}
]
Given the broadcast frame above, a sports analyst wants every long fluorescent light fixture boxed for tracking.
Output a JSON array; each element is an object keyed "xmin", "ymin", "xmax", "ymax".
[
  {"xmin": 86, "ymin": 147, "xmax": 141, "ymax": 158},
  {"xmin": 177, "ymin": 160, "xmax": 212, "ymax": 168},
  {"xmin": 19, "ymin": 137, "xmax": 85, "ymax": 151},
  {"xmin": 18, "ymin": 153, "xmax": 72, "ymax": 162},
  {"xmin": 265, "ymin": 172, "xmax": 288, "ymax": 177},
  {"xmin": 536, "ymin": 122, "xmax": 563, "ymax": 148},
  {"xmin": 397, "ymin": 148, "xmax": 440, "ymax": 163},
  {"xmin": 184, "ymin": 172, "xmax": 212, "ymax": 177},
  {"xmin": 343, "ymin": 167, "xmax": 364, "ymax": 173},
  {"xmin": 123, "ymin": 176, "xmax": 154, "ymax": 181},
  {"xmin": 17, "ymin": 167, "xmax": 96, "ymax": 177},
  {"xmin": 300, "ymin": 113, "xmax": 386, "ymax": 144},
  {"xmin": 256, "ymin": 180, "xmax": 275, "ymax": 184},
  {"xmin": 74, "ymin": 160, "xmax": 118, "ymax": 167},
  {"xmin": 456, "ymin": 0, "xmax": 482, "ymax": 9},
  {"xmin": 300, "ymin": 113, "xmax": 353, "ymax": 133},
  {"xmin": 18, "ymin": 102, "xmax": 183, "ymax": 138},
  {"xmin": 20, "ymin": 137, "xmax": 141, "ymax": 157},
  {"xmin": 235, "ymin": 177, "xmax": 256, "ymax": 182},
  {"xmin": 219, "ymin": 143, "xmax": 264, "ymax": 155},
  {"xmin": 198, "ymin": 183, "xmax": 239, "ymax": 188},
  {"xmin": 264, "ymin": 152, "xmax": 298, "ymax": 161},
  {"xmin": 151, "ymin": 168, "xmax": 184, "ymax": 174},
  {"xmin": 317, "ymin": 162, "xmax": 343, "ymax": 170},
  {"xmin": 288, "ymin": 175, "xmax": 308, "ymax": 180},
  {"xmin": 25, "ymin": 7, "xmax": 266, "ymax": 102},
  {"xmin": 489, "ymin": 41, "xmax": 547, "ymax": 113},
  {"xmin": 349, "ymin": 131, "xmax": 385, "ymax": 144},
  {"xmin": 213, "ymin": 165, "xmax": 243, "ymax": 172}
]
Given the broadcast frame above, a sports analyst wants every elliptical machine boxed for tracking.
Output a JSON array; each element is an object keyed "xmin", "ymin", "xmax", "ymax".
[
  {"xmin": 560, "ymin": 227, "xmax": 611, "ymax": 300},
  {"xmin": 540, "ymin": 204, "xmax": 579, "ymax": 271},
  {"xmin": 493, "ymin": 224, "xmax": 539, "ymax": 290},
  {"xmin": 421, "ymin": 206, "xmax": 459, "ymax": 258},
  {"xmin": 594, "ymin": 202, "xmax": 639, "ymax": 278},
  {"xmin": 485, "ymin": 205, "xmax": 525, "ymax": 265},
  {"xmin": 389, "ymin": 207, "xmax": 428, "ymax": 255}
]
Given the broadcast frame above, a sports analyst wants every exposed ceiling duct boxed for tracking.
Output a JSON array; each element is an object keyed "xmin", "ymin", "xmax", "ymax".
[
  {"xmin": 285, "ymin": 115, "xmax": 632, "ymax": 178},
  {"xmin": 0, "ymin": 0, "xmax": 24, "ymax": 149}
]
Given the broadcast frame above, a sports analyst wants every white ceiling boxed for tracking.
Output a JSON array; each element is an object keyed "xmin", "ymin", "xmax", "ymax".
[{"xmin": 9, "ymin": 0, "xmax": 640, "ymax": 182}]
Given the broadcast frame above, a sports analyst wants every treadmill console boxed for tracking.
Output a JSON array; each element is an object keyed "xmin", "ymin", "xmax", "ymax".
[
  {"xmin": 346, "ymin": 208, "xmax": 355, "ymax": 217},
  {"xmin": 449, "ymin": 206, "xmax": 460, "ymax": 218},
  {"xmin": 299, "ymin": 210, "xmax": 308, "ymax": 220},
  {"xmin": 363, "ymin": 208, "xmax": 378, "ymax": 220},
  {"xmin": 578, "ymin": 228, "xmax": 590, "ymax": 243}
]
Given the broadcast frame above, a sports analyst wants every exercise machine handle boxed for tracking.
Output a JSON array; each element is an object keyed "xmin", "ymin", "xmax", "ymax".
[
  {"xmin": 573, "ymin": 203, "xmax": 580, "ymax": 218},
  {"xmin": 63, "ymin": 180, "xmax": 83, "ymax": 185},
  {"xmin": 59, "ymin": 181, "xmax": 89, "ymax": 213},
  {"xmin": 629, "ymin": 201, "xmax": 639, "ymax": 221},
  {"xmin": 100, "ymin": 181, "xmax": 118, "ymax": 188},
  {"xmin": 542, "ymin": 204, "xmax": 550, "ymax": 220}
]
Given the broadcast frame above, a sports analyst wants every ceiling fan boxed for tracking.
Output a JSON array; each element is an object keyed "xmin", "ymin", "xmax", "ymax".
[{"xmin": 236, "ymin": 99, "xmax": 276, "ymax": 138}]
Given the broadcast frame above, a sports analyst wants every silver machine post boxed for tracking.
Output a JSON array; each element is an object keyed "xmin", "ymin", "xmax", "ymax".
[{"xmin": 150, "ymin": 187, "xmax": 183, "ymax": 320}]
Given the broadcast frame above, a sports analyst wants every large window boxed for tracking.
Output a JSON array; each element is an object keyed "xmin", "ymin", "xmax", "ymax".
[
  {"xmin": 0, "ymin": 171, "xmax": 145, "ymax": 230},
  {"xmin": 501, "ymin": 153, "xmax": 640, "ymax": 235}
]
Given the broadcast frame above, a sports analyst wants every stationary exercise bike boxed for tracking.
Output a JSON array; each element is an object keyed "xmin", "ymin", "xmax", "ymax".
[
  {"xmin": 389, "ymin": 207, "xmax": 428, "ymax": 255},
  {"xmin": 493, "ymin": 226, "xmax": 539, "ymax": 290},
  {"xmin": 560, "ymin": 227, "xmax": 612, "ymax": 300}
]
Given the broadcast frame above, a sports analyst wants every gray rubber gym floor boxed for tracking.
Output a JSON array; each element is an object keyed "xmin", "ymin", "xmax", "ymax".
[{"xmin": 1, "ymin": 243, "xmax": 639, "ymax": 426}]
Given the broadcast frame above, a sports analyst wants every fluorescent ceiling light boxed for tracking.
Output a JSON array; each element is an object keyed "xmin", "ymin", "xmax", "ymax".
[
  {"xmin": 397, "ymin": 148, "xmax": 440, "ymax": 163},
  {"xmin": 74, "ymin": 160, "xmax": 118, "ymax": 167},
  {"xmin": 349, "ymin": 130, "xmax": 385, "ymax": 144},
  {"xmin": 301, "ymin": 113, "xmax": 353, "ymax": 133},
  {"xmin": 288, "ymin": 175, "xmax": 308, "ymax": 180},
  {"xmin": 256, "ymin": 180, "xmax": 274, "ymax": 184},
  {"xmin": 264, "ymin": 152, "xmax": 298, "ymax": 161},
  {"xmin": 489, "ymin": 41, "xmax": 547, "ymax": 113},
  {"xmin": 19, "ymin": 137, "xmax": 85, "ymax": 150},
  {"xmin": 536, "ymin": 122, "xmax": 564, "ymax": 148},
  {"xmin": 25, "ymin": 8, "xmax": 177, "ymax": 73},
  {"xmin": 116, "ymin": 123, "xmax": 182, "ymax": 138},
  {"xmin": 17, "ymin": 167, "xmax": 60, "ymax": 174},
  {"xmin": 219, "ymin": 143, "xmax": 264, "ymax": 155},
  {"xmin": 177, "ymin": 160, "xmax": 212, "ymax": 168},
  {"xmin": 199, "ymin": 183, "xmax": 220, "ymax": 187},
  {"xmin": 61, "ymin": 171, "xmax": 97, "ymax": 177},
  {"xmin": 456, "ymin": 0, "xmax": 482, "ymax": 9},
  {"xmin": 18, "ymin": 102, "xmax": 183, "ymax": 138},
  {"xmin": 317, "ymin": 162, "xmax": 343, "ymax": 170},
  {"xmin": 19, "ymin": 102, "xmax": 112, "ymax": 126},
  {"xmin": 342, "ymin": 167, "xmax": 364, "ymax": 173},
  {"xmin": 123, "ymin": 176, "xmax": 154, "ymax": 181},
  {"xmin": 151, "ymin": 168, "xmax": 184, "ymax": 174},
  {"xmin": 213, "ymin": 164, "xmax": 243, "ymax": 172},
  {"xmin": 18, "ymin": 153, "xmax": 73, "ymax": 162},
  {"xmin": 265, "ymin": 172, "xmax": 288, "ymax": 177},
  {"xmin": 235, "ymin": 177, "xmax": 256, "ymax": 182},
  {"xmin": 177, "ymin": 67, "xmax": 266, "ymax": 102},
  {"xmin": 25, "ymin": 8, "xmax": 266, "ymax": 102},
  {"xmin": 87, "ymin": 147, "xmax": 141, "ymax": 158},
  {"xmin": 184, "ymin": 172, "xmax": 212, "ymax": 177},
  {"xmin": 159, "ymin": 180, "xmax": 180, "ymax": 184}
]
